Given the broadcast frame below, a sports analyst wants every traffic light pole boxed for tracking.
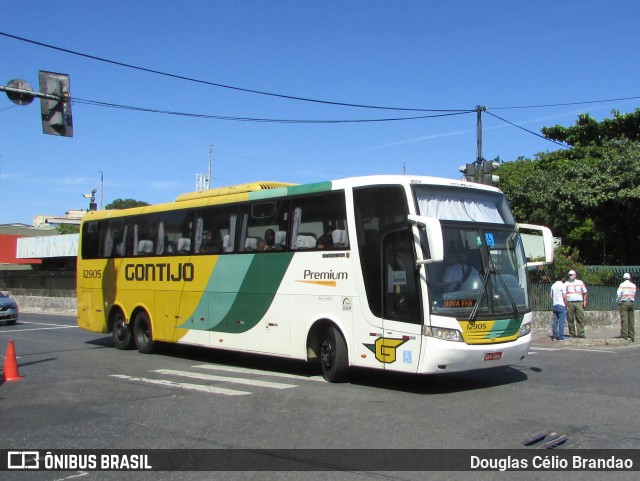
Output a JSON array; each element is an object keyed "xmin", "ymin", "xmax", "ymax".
[{"xmin": 475, "ymin": 105, "xmax": 486, "ymax": 183}]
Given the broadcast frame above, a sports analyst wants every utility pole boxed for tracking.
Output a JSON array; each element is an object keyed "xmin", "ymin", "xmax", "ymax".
[
  {"xmin": 476, "ymin": 105, "xmax": 485, "ymax": 169},
  {"xmin": 459, "ymin": 106, "xmax": 499, "ymax": 184},
  {"xmin": 99, "ymin": 171, "xmax": 104, "ymax": 210},
  {"xmin": 208, "ymin": 145, "xmax": 212, "ymax": 189}
]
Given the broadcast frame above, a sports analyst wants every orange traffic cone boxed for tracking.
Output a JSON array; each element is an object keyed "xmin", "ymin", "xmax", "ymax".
[{"xmin": 3, "ymin": 340, "xmax": 23, "ymax": 381}]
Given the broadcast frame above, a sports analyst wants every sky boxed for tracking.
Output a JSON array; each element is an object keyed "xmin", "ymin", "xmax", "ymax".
[{"xmin": 1, "ymin": 1, "xmax": 639, "ymax": 225}]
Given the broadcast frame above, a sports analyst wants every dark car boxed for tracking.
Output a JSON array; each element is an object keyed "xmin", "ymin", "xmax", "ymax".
[{"xmin": 0, "ymin": 291, "xmax": 18, "ymax": 325}]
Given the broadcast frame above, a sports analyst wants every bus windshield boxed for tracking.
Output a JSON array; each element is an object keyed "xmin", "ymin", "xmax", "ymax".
[
  {"xmin": 412, "ymin": 185, "xmax": 528, "ymax": 318},
  {"xmin": 424, "ymin": 225, "xmax": 530, "ymax": 318}
]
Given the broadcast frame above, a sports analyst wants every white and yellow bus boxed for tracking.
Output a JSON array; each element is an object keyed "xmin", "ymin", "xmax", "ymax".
[{"xmin": 77, "ymin": 175, "xmax": 553, "ymax": 382}]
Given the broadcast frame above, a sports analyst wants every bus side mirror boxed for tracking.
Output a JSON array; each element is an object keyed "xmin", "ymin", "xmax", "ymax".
[
  {"xmin": 518, "ymin": 223, "xmax": 554, "ymax": 268},
  {"xmin": 408, "ymin": 215, "xmax": 444, "ymax": 265}
]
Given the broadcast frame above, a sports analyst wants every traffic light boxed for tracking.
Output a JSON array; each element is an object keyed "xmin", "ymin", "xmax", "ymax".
[
  {"xmin": 482, "ymin": 160, "xmax": 500, "ymax": 184},
  {"xmin": 38, "ymin": 71, "xmax": 73, "ymax": 137},
  {"xmin": 459, "ymin": 163, "xmax": 478, "ymax": 183}
]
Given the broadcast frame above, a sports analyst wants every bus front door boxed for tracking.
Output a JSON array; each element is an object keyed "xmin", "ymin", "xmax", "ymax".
[{"xmin": 380, "ymin": 229, "xmax": 423, "ymax": 373}]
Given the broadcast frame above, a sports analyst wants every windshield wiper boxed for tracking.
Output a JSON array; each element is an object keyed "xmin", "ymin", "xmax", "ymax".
[
  {"xmin": 494, "ymin": 269, "xmax": 520, "ymax": 319},
  {"xmin": 469, "ymin": 265, "xmax": 492, "ymax": 321}
]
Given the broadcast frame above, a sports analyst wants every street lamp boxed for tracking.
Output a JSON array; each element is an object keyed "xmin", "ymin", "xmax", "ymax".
[{"xmin": 99, "ymin": 171, "xmax": 104, "ymax": 210}]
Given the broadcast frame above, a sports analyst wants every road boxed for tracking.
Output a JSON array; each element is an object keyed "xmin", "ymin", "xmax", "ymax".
[{"xmin": 1, "ymin": 313, "xmax": 640, "ymax": 481}]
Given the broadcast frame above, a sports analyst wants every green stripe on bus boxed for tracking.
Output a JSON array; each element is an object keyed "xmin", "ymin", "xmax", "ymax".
[
  {"xmin": 286, "ymin": 181, "xmax": 333, "ymax": 196},
  {"xmin": 486, "ymin": 317, "xmax": 522, "ymax": 338},
  {"xmin": 215, "ymin": 253, "xmax": 294, "ymax": 333},
  {"xmin": 247, "ymin": 181, "xmax": 333, "ymax": 201},
  {"xmin": 178, "ymin": 255, "xmax": 253, "ymax": 331}
]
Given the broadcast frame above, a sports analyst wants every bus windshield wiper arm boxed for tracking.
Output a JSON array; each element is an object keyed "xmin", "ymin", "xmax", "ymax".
[
  {"xmin": 469, "ymin": 265, "xmax": 492, "ymax": 321},
  {"xmin": 494, "ymin": 269, "xmax": 520, "ymax": 319}
]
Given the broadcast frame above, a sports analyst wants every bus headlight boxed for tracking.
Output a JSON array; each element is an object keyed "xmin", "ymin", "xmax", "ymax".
[
  {"xmin": 423, "ymin": 325, "xmax": 463, "ymax": 342},
  {"xmin": 519, "ymin": 322, "xmax": 532, "ymax": 337}
]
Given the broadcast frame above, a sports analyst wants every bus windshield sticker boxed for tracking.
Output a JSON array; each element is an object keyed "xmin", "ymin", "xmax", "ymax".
[
  {"xmin": 485, "ymin": 233, "xmax": 495, "ymax": 246},
  {"xmin": 393, "ymin": 271, "xmax": 407, "ymax": 286}
]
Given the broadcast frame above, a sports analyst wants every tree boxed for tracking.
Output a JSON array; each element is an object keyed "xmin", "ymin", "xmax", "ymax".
[
  {"xmin": 105, "ymin": 198, "xmax": 150, "ymax": 210},
  {"xmin": 542, "ymin": 109, "xmax": 640, "ymax": 147},
  {"xmin": 56, "ymin": 224, "xmax": 79, "ymax": 234},
  {"xmin": 499, "ymin": 110, "xmax": 640, "ymax": 265}
]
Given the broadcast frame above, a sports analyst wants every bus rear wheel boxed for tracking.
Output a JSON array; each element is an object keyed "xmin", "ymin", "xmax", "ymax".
[
  {"xmin": 320, "ymin": 326, "xmax": 349, "ymax": 383},
  {"xmin": 133, "ymin": 312, "xmax": 155, "ymax": 354},
  {"xmin": 112, "ymin": 311, "xmax": 133, "ymax": 350}
]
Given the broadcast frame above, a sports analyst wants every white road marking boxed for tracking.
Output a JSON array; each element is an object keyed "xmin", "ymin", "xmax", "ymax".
[
  {"xmin": 152, "ymin": 369, "xmax": 297, "ymax": 389},
  {"xmin": 0, "ymin": 325, "xmax": 77, "ymax": 332},
  {"xmin": 530, "ymin": 347, "xmax": 616, "ymax": 354},
  {"xmin": 110, "ymin": 374, "xmax": 250, "ymax": 395},
  {"xmin": 192, "ymin": 363, "xmax": 326, "ymax": 382},
  {"xmin": 0, "ymin": 321, "xmax": 77, "ymax": 332},
  {"xmin": 53, "ymin": 472, "xmax": 90, "ymax": 481},
  {"xmin": 19, "ymin": 321, "xmax": 76, "ymax": 327}
]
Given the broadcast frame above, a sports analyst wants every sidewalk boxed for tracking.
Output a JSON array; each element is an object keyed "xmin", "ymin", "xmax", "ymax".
[{"xmin": 531, "ymin": 325, "xmax": 636, "ymax": 347}]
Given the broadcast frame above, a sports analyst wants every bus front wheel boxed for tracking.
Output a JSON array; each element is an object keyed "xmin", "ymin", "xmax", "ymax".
[
  {"xmin": 112, "ymin": 311, "xmax": 133, "ymax": 350},
  {"xmin": 320, "ymin": 326, "xmax": 349, "ymax": 383},
  {"xmin": 133, "ymin": 312, "xmax": 155, "ymax": 354}
]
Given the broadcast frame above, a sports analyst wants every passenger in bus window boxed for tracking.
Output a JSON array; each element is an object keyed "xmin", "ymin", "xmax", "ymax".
[
  {"xmin": 200, "ymin": 231, "xmax": 221, "ymax": 253},
  {"xmin": 316, "ymin": 225, "xmax": 335, "ymax": 249},
  {"xmin": 262, "ymin": 229, "xmax": 276, "ymax": 251}
]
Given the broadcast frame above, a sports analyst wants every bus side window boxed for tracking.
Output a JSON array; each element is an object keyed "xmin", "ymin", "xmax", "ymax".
[
  {"xmin": 82, "ymin": 221, "xmax": 101, "ymax": 259},
  {"xmin": 290, "ymin": 192, "xmax": 347, "ymax": 251},
  {"xmin": 241, "ymin": 200, "xmax": 286, "ymax": 252}
]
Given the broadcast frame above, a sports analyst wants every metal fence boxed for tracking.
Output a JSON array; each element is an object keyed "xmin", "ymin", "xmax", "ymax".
[
  {"xmin": 531, "ymin": 282, "xmax": 622, "ymax": 311},
  {"xmin": 0, "ymin": 270, "xmax": 75, "ymax": 292}
]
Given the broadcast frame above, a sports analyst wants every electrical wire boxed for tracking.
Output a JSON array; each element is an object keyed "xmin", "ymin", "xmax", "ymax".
[
  {"xmin": 0, "ymin": 31, "xmax": 470, "ymax": 113},
  {"xmin": 73, "ymin": 97, "xmax": 473, "ymax": 123},
  {"xmin": 489, "ymin": 97, "xmax": 640, "ymax": 110},
  {"xmin": 484, "ymin": 111, "xmax": 569, "ymax": 149},
  {"xmin": 2, "ymin": 31, "xmax": 635, "ymax": 145}
]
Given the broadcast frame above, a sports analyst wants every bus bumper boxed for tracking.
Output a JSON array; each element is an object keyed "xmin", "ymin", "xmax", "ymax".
[{"xmin": 417, "ymin": 333, "xmax": 531, "ymax": 374}]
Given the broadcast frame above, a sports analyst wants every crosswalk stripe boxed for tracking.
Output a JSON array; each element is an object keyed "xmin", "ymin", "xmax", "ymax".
[
  {"xmin": 110, "ymin": 374, "xmax": 250, "ymax": 395},
  {"xmin": 152, "ymin": 369, "xmax": 297, "ymax": 389},
  {"xmin": 191, "ymin": 364, "xmax": 326, "ymax": 382}
]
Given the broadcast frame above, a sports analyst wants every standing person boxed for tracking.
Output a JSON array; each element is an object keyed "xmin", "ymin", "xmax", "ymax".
[
  {"xmin": 565, "ymin": 269, "xmax": 588, "ymax": 338},
  {"xmin": 617, "ymin": 273, "xmax": 636, "ymax": 342},
  {"xmin": 550, "ymin": 274, "xmax": 568, "ymax": 341}
]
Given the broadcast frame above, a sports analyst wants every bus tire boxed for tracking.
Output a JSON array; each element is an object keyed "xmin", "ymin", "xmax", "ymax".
[
  {"xmin": 320, "ymin": 326, "xmax": 349, "ymax": 383},
  {"xmin": 133, "ymin": 311, "xmax": 156, "ymax": 354},
  {"xmin": 112, "ymin": 311, "xmax": 134, "ymax": 350}
]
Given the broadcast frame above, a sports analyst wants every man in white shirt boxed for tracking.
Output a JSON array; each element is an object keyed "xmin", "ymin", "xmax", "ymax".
[
  {"xmin": 617, "ymin": 272, "xmax": 636, "ymax": 342},
  {"xmin": 565, "ymin": 269, "xmax": 588, "ymax": 338},
  {"xmin": 550, "ymin": 274, "xmax": 567, "ymax": 341}
]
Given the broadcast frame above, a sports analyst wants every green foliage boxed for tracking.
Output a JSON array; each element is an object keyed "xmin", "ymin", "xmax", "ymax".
[
  {"xmin": 105, "ymin": 198, "xmax": 150, "ymax": 210},
  {"xmin": 542, "ymin": 109, "xmax": 640, "ymax": 147},
  {"xmin": 529, "ymin": 244, "xmax": 615, "ymax": 284},
  {"xmin": 56, "ymin": 224, "xmax": 80, "ymax": 234},
  {"xmin": 500, "ymin": 135, "xmax": 640, "ymax": 265}
]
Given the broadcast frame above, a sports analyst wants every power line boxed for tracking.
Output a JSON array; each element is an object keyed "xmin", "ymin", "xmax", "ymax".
[
  {"xmin": 484, "ymin": 110, "xmax": 569, "ymax": 149},
  {"xmin": 73, "ymin": 97, "xmax": 473, "ymax": 123},
  {"xmin": 0, "ymin": 31, "xmax": 470, "ymax": 113},
  {"xmin": 489, "ymin": 97, "xmax": 640, "ymax": 110}
]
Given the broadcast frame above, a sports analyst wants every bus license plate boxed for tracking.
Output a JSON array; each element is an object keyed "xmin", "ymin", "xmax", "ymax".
[{"xmin": 484, "ymin": 352, "xmax": 502, "ymax": 361}]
